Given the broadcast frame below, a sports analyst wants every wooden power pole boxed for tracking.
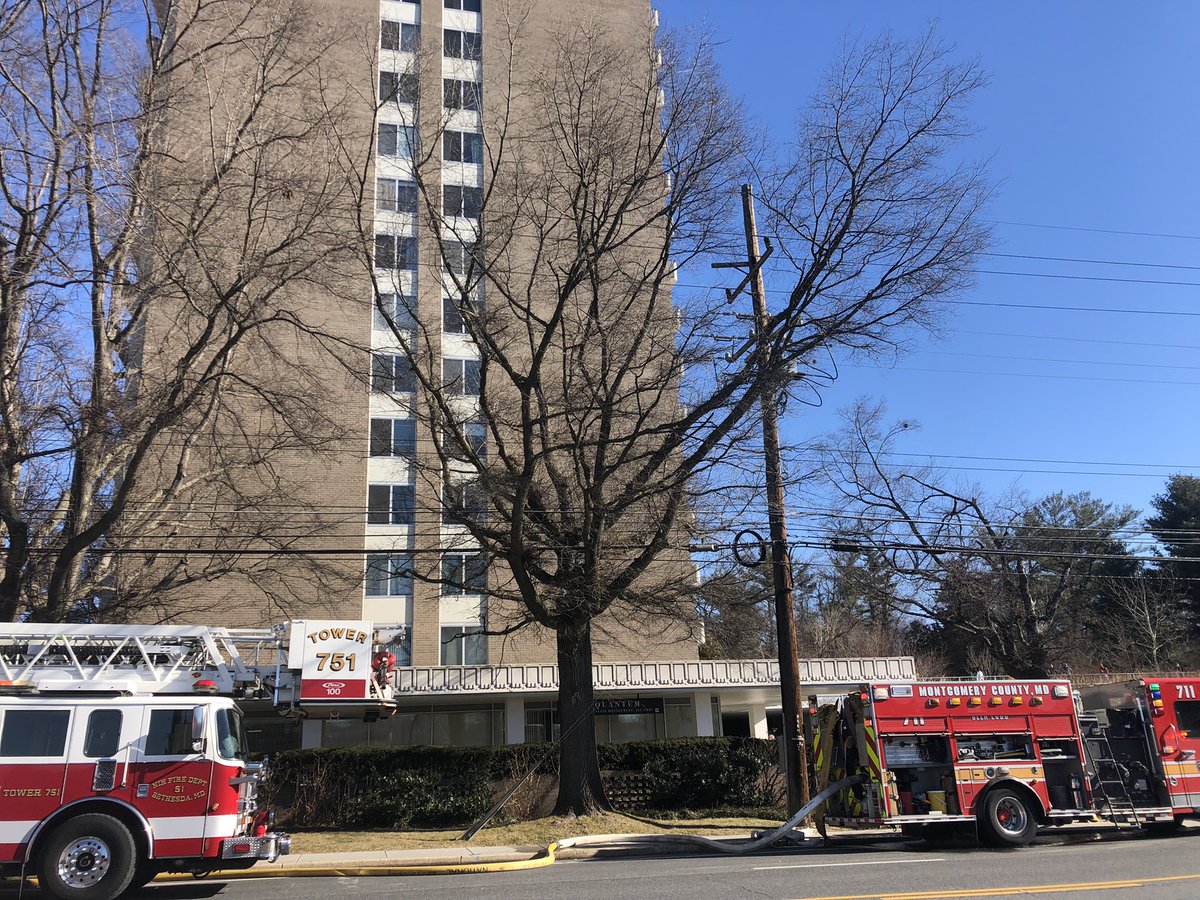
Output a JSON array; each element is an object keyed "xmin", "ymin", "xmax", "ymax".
[{"xmin": 739, "ymin": 184, "xmax": 810, "ymax": 815}]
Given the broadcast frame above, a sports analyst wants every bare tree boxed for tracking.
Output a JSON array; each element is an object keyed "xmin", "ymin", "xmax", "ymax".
[
  {"xmin": 818, "ymin": 401, "xmax": 1140, "ymax": 677},
  {"xmin": 0, "ymin": 0, "xmax": 370, "ymax": 623},
  {"xmin": 359, "ymin": 17, "xmax": 989, "ymax": 814},
  {"xmin": 1091, "ymin": 575, "xmax": 1192, "ymax": 672}
]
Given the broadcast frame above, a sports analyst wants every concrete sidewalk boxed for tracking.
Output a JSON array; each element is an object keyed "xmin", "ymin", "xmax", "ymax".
[{"xmin": 242, "ymin": 832, "xmax": 762, "ymax": 872}]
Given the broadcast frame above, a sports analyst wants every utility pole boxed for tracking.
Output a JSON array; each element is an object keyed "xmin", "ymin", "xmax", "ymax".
[{"xmin": 715, "ymin": 184, "xmax": 810, "ymax": 815}]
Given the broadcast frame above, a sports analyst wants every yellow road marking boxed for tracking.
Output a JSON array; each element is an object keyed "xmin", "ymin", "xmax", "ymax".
[{"xmin": 793, "ymin": 871, "xmax": 1200, "ymax": 900}]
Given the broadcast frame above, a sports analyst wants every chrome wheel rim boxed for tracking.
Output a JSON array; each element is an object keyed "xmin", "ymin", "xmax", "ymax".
[
  {"xmin": 58, "ymin": 837, "xmax": 111, "ymax": 888},
  {"xmin": 994, "ymin": 796, "xmax": 1028, "ymax": 835}
]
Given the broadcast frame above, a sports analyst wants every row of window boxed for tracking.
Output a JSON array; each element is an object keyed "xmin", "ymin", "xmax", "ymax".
[
  {"xmin": 379, "ymin": 74, "xmax": 481, "ymax": 113},
  {"xmin": 376, "ymin": 293, "xmax": 480, "ymax": 335},
  {"xmin": 377, "ymin": 127, "xmax": 482, "ymax": 164},
  {"xmin": 369, "ymin": 418, "xmax": 486, "ymax": 460},
  {"xmin": 365, "ymin": 551, "xmax": 485, "ymax": 596},
  {"xmin": 367, "ymin": 480, "xmax": 486, "ymax": 525},
  {"xmin": 385, "ymin": 1, "xmax": 482, "ymax": 11},
  {"xmin": 371, "ymin": 354, "xmax": 481, "ymax": 395},
  {"xmin": 374, "ymin": 237, "xmax": 481, "ymax": 274},
  {"xmin": 376, "ymin": 178, "xmax": 482, "ymax": 219},
  {"xmin": 381, "ymin": 23, "xmax": 480, "ymax": 62}
]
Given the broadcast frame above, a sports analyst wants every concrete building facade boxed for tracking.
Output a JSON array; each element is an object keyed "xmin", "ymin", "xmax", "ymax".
[{"xmin": 143, "ymin": 0, "xmax": 917, "ymax": 750}]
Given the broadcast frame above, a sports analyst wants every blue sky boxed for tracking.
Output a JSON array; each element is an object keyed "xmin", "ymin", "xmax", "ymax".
[{"xmin": 657, "ymin": 0, "xmax": 1200, "ymax": 522}]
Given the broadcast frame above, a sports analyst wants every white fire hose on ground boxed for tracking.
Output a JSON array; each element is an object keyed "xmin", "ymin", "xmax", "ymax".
[{"xmin": 554, "ymin": 775, "xmax": 862, "ymax": 856}]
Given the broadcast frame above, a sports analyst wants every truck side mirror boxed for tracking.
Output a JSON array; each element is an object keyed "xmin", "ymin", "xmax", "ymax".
[{"xmin": 191, "ymin": 705, "xmax": 207, "ymax": 753}]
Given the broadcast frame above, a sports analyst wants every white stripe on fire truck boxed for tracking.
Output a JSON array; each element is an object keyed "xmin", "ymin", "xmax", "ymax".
[
  {"xmin": 0, "ymin": 821, "xmax": 37, "ymax": 845},
  {"xmin": 0, "ymin": 814, "xmax": 241, "ymax": 846},
  {"xmin": 150, "ymin": 814, "xmax": 239, "ymax": 840}
]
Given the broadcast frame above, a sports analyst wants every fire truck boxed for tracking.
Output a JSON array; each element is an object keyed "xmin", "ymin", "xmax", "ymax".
[
  {"xmin": 0, "ymin": 619, "xmax": 400, "ymax": 900},
  {"xmin": 808, "ymin": 676, "xmax": 1199, "ymax": 847}
]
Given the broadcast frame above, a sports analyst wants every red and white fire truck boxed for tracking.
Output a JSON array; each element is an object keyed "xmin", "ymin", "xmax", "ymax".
[
  {"xmin": 0, "ymin": 619, "xmax": 400, "ymax": 899},
  {"xmin": 808, "ymin": 676, "xmax": 1200, "ymax": 846}
]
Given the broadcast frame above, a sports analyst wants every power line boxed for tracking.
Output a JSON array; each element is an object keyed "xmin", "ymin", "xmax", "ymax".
[
  {"xmin": 954, "ymin": 330, "xmax": 1200, "ymax": 352},
  {"xmin": 984, "ymin": 251, "xmax": 1200, "ymax": 273},
  {"xmin": 843, "ymin": 363, "xmax": 1200, "ymax": 388},
  {"xmin": 992, "ymin": 219, "xmax": 1200, "ymax": 242},
  {"xmin": 913, "ymin": 349, "xmax": 1200, "ymax": 373}
]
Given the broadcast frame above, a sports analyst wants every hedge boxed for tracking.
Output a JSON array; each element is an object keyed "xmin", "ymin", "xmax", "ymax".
[{"xmin": 263, "ymin": 737, "xmax": 781, "ymax": 828}]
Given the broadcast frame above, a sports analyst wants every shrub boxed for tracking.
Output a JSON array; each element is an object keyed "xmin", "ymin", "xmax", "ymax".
[{"xmin": 264, "ymin": 737, "xmax": 781, "ymax": 828}]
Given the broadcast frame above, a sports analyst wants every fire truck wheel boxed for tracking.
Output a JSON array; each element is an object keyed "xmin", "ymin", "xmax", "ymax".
[
  {"xmin": 979, "ymin": 788, "xmax": 1038, "ymax": 847},
  {"xmin": 37, "ymin": 813, "xmax": 138, "ymax": 900}
]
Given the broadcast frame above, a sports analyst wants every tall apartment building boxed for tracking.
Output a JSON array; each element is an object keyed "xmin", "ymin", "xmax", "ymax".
[{"xmin": 139, "ymin": 0, "xmax": 914, "ymax": 751}]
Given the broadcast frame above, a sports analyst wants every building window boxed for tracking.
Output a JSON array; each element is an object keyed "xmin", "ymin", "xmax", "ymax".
[
  {"xmin": 440, "ymin": 625, "xmax": 487, "ymax": 665},
  {"xmin": 443, "ymin": 185, "xmax": 482, "ymax": 219},
  {"xmin": 443, "ymin": 79, "xmax": 481, "ymax": 112},
  {"xmin": 443, "ymin": 357, "xmax": 481, "ymax": 395},
  {"xmin": 390, "ymin": 632, "xmax": 413, "ymax": 667},
  {"xmin": 445, "ymin": 0, "xmax": 482, "ymax": 11},
  {"xmin": 374, "ymin": 234, "xmax": 418, "ymax": 271},
  {"xmin": 371, "ymin": 418, "xmax": 417, "ymax": 458},
  {"xmin": 442, "ymin": 240, "xmax": 479, "ymax": 276},
  {"xmin": 443, "ymin": 479, "xmax": 485, "ymax": 524},
  {"xmin": 372, "ymin": 352, "xmax": 416, "ymax": 393},
  {"xmin": 441, "ymin": 552, "xmax": 487, "ymax": 594},
  {"xmin": 375, "ymin": 292, "xmax": 418, "ymax": 334},
  {"xmin": 368, "ymin": 484, "xmax": 415, "ymax": 525},
  {"xmin": 377, "ymin": 178, "xmax": 419, "ymax": 214},
  {"xmin": 378, "ymin": 123, "xmax": 415, "ymax": 158},
  {"xmin": 443, "ymin": 420, "xmax": 486, "ymax": 460},
  {"xmin": 380, "ymin": 71, "xmax": 419, "ymax": 105},
  {"xmin": 443, "ymin": 29, "xmax": 481, "ymax": 61},
  {"xmin": 444, "ymin": 131, "xmax": 483, "ymax": 164},
  {"xmin": 366, "ymin": 553, "xmax": 414, "ymax": 597},
  {"xmin": 442, "ymin": 294, "xmax": 482, "ymax": 333},
  {"xmin": 381, "ymin": 21, "xmax": 420, "ymax": 52}
]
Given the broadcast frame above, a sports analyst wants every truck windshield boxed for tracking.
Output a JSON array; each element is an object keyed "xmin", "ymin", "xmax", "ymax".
[{"xmin": 215, "ymin": 707, "xmax": 249, "ymax": 761}]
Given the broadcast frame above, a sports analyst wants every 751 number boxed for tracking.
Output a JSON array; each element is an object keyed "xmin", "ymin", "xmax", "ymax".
[{"xmin": 315, "ymin": 652, "xmax": 357, "ymax": 672}]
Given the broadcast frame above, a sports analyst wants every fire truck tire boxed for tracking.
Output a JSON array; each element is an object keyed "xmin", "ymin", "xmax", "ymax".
[
  {"xmin": 978, "ymin": 788, "xmax": 1038, "ymax": 847},
  {"xmin": 129, "ymin": 859, "xmax": 158, "ymax": 892},
  {"xmin": 36, "ymin": 813, "xmax": 138, "ymax": 900}
]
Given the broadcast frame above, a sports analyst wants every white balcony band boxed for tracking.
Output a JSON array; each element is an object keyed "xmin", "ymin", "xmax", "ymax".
[{"xmin": 392, "ymin": 656, "xmax": 917, "ymax": 696}]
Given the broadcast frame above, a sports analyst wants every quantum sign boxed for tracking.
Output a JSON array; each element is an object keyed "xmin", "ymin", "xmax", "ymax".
[{"xmin": 594, "ymin": 698, "xmax": 664, "ymax": 716}]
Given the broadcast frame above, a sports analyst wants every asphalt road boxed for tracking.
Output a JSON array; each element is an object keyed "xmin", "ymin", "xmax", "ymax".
[{"xmin": 13, "ymin": 827, "xmax": 1200, "ymax": 900}]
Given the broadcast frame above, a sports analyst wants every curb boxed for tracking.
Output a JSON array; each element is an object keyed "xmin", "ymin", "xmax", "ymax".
[{"xmin": 149, "ymin": 843, "xmax": 560, "ymax": 882}]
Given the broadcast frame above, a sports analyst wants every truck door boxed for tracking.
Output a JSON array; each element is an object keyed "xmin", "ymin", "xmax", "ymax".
[
  {"xmin": 0, "ymin": 704, "xmax": 73, "ymax": 860},
  {"xmin": 62, "ymin": 705, "xmax": 139, "ymax": 807},
  {"xmin": 129, "ymin": 706, "xmax": 214, "ymax": 860},
  {"xmin": 1164, "ymin": 682, "xmax": 1200, "ymax": 808}
]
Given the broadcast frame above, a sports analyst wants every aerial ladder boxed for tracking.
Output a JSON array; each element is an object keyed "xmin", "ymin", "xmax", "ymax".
[{"xmin": 0, "ymin": 620, "xmax": 405, "ymax": 713}]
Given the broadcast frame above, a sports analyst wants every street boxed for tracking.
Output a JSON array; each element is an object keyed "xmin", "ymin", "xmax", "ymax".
[{"xmin": 15, "ymin": 827, "xmax": 1200, "ymax": 900}]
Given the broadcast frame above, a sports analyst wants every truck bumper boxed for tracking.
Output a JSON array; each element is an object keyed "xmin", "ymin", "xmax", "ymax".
[{"xmin": 219, "ymin": 832, "xmax": 291, "ymax": 864}]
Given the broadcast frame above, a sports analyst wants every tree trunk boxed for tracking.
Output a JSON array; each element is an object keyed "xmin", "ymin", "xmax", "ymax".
[{"xmin": 553, "ymin": 620, "xmax": 611, "ymax": 816}]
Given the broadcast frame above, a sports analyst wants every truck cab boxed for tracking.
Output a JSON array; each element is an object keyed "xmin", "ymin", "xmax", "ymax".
[{"xmin": 0, "ymin": 691, "xmax": 287, "ymax": 900}]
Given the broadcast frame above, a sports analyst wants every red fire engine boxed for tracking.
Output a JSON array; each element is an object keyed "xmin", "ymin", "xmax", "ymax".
[
  {"xmin": 0, "ymin": 620, "xmax": 400, "ymax": 899},
  {"xmin": 808, "ymin": 677, "xmax": 1195, "ymax": 846}
]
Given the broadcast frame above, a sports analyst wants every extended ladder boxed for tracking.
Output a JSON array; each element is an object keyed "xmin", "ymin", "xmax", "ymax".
[{"xmin": 0, "ymin": 623, "xmax": 283, "ymax": 697}]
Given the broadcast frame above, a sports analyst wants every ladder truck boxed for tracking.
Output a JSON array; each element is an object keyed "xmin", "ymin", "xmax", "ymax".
[{"xmin": 0, "ymin": 619, "xmax": 401, "ymax": 900}]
